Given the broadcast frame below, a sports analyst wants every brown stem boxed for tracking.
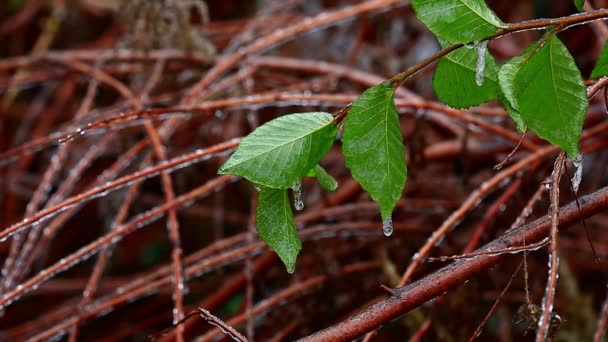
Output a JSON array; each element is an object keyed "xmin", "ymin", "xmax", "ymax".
[{"xmin": 536, "ymin": 152, "xmax": 565, "ymax": 341}]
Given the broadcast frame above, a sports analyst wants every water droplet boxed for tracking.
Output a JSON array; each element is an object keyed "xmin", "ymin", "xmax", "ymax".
[
  {"xmin": 382, "ymin": 216, "xmax": 393, "ymax": 237},
  {"xmin": 292, "ymin": 181, "xmax": 304, "ymax": 210},
  {"xmin": 475, "ymin": 41, "xmax": 488, "ymax": 86}
]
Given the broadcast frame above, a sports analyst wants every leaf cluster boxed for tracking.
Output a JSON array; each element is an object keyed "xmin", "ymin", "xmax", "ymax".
[{"xmin": 219, "ymin": 0, "xmax": 607, "ymax": 272}]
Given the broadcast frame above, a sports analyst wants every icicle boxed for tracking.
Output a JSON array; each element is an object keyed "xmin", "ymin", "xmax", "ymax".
[
  {"xmin": 292, "ymin": 181, "xmax": 303, "ymax": 210},
  {"xmin": 570, "ymin": 154, "xmax": 583, "ymax": 193},
  {"xmin": 475, "ymin": 41, "xmax": 488, "ymax": 86},
  {"xmin": 382, "ymin": 216, "xmax": 393, "ymax": 237}
]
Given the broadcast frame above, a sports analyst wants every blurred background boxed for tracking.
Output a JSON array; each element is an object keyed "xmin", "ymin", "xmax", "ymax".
[{"xmin": 1, "ymin": 0, "xmax": 607, "ymax": 341}]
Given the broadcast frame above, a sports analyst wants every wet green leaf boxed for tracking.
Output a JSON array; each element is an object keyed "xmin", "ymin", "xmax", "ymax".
[
  {"xmin": 342, "ymin": 83, "xmax": 407, "ymax": 221},
  {"xmin": 498, "ymin": 55, "xmax": 527, "ymax": 132},
  {"xmin": 513, "ymin": 36, "xmax": 589, "ymax": 157},
  {"xmin": 591, "ymin": 40, "xmax": 608, "ymax": 79},
  {"xmin": 219, "ymin": 112, "xmax": 337, "ymax": 188},
  {"xmin": 411, "ymin": 0, "xmax": 504, "ymax": 43},
  {"xmin": 433, "ymin": 43, "xmax": 499, "ymax": 108},
  {"xmin": 311, "ymin": 165, "xmax": 338, "ymax": 192},
  {"xmin": 256, "ymin": 187, "xmax": 301, "ymax": 273}
]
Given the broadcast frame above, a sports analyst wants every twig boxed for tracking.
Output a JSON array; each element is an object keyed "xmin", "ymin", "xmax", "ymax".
[
  {"xmin": 536, "ymin": 152, "xmax": 565, "ymax": 342},
  {"xmin": 494, "ymin": 128, "xmax": 528, "ymax": 170},
  {"xmin": 469, "ymin": 261, "xmax": 523, "ymax": 341},
  {"xmin": 427, "ymin": 238, "xmax": 549, "ymax": 262},
  {"xmin": 196, "ymin": 308, "xmax": 247, "ymax": 342}
]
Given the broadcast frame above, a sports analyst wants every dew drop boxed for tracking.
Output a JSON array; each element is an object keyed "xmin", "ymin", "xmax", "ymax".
[
  {"xmin": 382, "ymin": 216, "xmax": 393, "ymax": 237},
  {"xmin": 292, "ymin": 181, "xmax": 304, "ymax": 210},
  {"xmin": 475, "ymin": 40, "xmax": 488, "ymax": 86}
]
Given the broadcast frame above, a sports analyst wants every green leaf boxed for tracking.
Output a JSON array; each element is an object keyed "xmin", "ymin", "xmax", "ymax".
[
  {"xmin": 498, "ymin": 55, "xmax": 527, "ymax": 132},
  {"xmin": 411, "ymin": 0, "xmax": 504, "ymax": 44},
  {"xmin": 591, "ymin": 40, "xmax": 608, "ymax": 79},
  {"xmin": 433, "ymin": 42, "xmax": 499, "ymax": 109},
  {"xmin": 342, "ymin": 83, "xmax": 407, "ymax": 221},
  {"xmin": 574, "ymin": 0, "xmax": 585, "ymax": 11},
  {"xmin": 513, "ymin": 36, "xmax": 589, "ymax": 157},
  {"xmin": 256, "ymin": 187, "xmax": 301, "ymax": 273},
  {"xmin": 219, "ymin": 112, "xmax": 337, "ymax": 188},
  {"xmin": 311, "ymin": 165, "xmax": 338, "ymax": 191}
]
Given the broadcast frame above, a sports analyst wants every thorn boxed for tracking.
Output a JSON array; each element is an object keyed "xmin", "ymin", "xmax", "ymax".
[{"xmin": 380, "ymin": 284, "xmax": 396, "ymax": 295}]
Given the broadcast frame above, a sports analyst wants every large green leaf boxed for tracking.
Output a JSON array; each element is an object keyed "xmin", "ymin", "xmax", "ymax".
[
  {"xmin": 591, "ymin": 40, "xmax": 608, "ymax": 79},
  {"xmin": 498, "ymin": 55, "xmax": 527, "ymax": 132},
  {"xmin": 342, "ymin": 83, "xmax": 407, "ymax": 221},
  {"xmin": 411, "ymin": 0, "xmax": 504, "ymax": 44},
  {"xmin": 433, "ymin": 42, "xmax": 499, "ymax": 109},
  {"xmin": 574, "ymin": 0, "xmax": 585, "ymax": 11},
  {"xmin": 256, "ymin": 187, "xmax": 301, "ymax": 273},
  {"xmin": 219, "ymin": 112, "xmax": 337, "ymax": 188},
  {"xmin": 513, "ymin": 36, "xmax": 589, "ymax": 157}
]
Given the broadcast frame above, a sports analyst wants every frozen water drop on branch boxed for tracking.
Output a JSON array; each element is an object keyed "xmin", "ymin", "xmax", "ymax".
[
  {"xmin": 475, "ymin": 40, "xmax": 488, "ymax": 86},
  {"xmin": 382, "ymin": 216, "xmax": 393, "ymax": 237},
  {"xmin": 570, "ymin": 154, "xmax": 583, "ymax": 193},
  {"xmin": 292, "ymin": 180, "xmax": 304, "ymax": 210}
]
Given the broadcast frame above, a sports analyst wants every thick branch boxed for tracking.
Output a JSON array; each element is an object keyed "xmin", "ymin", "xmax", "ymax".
[{"xmin": 299, "ymin": 186, "xmax": 608, "ymax": 342}]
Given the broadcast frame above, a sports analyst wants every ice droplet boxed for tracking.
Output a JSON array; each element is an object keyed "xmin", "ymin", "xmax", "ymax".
[
  {"xmin": 465, "ymin": 41, "xmax": 477, "ymax": 49},
  {"xmin": 570, "ymin": 154, "xmax": 583, "ymax": 193},
  {"xmin": 475, "ymin": 41, "xmax": 488, "ymax": 86},
  {"xmin": 382, "ymin": 216, "xmax": 393, "ymax": 237},
  {"xmin": 292, "ymin": 181, "xmax": 304, "ymax": 210}
]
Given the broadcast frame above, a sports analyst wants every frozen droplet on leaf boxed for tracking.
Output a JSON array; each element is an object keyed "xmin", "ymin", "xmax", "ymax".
[
  {"xmin": 382, "ymin": 216, "xmax": 393, "ymax": 237},
  {"xmin": 292, "ymin": 180, "xmax": 304, "ymax": 210},
  {"xmin": 475, "ymin": 40, "xmax": 488, "ymax": 86}
]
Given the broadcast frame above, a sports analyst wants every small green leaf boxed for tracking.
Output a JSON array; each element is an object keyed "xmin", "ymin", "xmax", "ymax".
[
  {"xmin": 433, "ymin": 43, "xmax": 499, "ymax": 109},
  {"xmin": 411, "ymin": 0, "xmax": 504, "ymax": 44},
  {"xmin": 343, "ymin": 83, "xmax": 407, "ymax": 221},
  {"xmin": 312, "ymin": 165, "xmax": 338, "ymax": 191},
  {"xmin": 591, "ymin": 40, "xmax": 608, "ymax": 79},
  {"xmin": 256, "ymin": 187, "xmax": 301, "ymax": 273},
  {"xmin": 219, "ymin": 112, "xmax": 337, "ymax": 188},
  {"xmin": 305, "ymin": 165, "xmax": 338, "ymax": 191},
  {"xmin": 498, "ymin": 55, "xmax": 527, "ymax": 132},
  {"xmin": 574, "ymin": 0, "xmax": 585, "ymax": 11},
  {"xmin": 513, "ymin": 36, "xmax": 589, "ymax": 157}
]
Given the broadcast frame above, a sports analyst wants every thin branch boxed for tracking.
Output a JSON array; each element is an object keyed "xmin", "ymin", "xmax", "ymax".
[
  {"xmin": 469, "ymin": 261, "xmax": 523, "ymax": 341},
  {"xmin": 197, "ymin": 308, "xmax": 248, "ymax": 342},
  {"xmin": 536, "ymin": 152, "xmax": 566, "ymax": 342}
]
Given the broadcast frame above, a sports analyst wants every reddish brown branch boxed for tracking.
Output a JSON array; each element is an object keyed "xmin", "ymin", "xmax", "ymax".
[{"xmin": 536, "ymin": 152, "xmax": 565, "ymax": 341}]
